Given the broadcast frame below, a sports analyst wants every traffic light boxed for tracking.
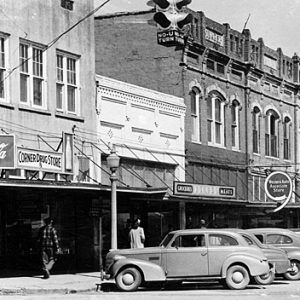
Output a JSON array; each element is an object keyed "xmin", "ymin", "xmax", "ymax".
[{"xmin": 153, "ymin": 0, "xmax": 193, "ymax": 31}]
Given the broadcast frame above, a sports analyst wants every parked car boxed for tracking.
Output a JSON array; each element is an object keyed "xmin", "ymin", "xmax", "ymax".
[
  {"xmin": 104, "ymin": 229, "xmax": 269, "ymax": 291},
  {"xmin": 246, "ymin": 228, "xmax": 300, "ymax": 280},
  {"xmin": 225, "ymin": 229, "xmax": 292, "ymax": 284}
]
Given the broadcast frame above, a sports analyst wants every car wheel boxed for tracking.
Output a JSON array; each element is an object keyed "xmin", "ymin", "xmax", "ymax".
[
  {"xmin": 225, "ymin": 265, "xmax": 250, "ymax": 290},
  {"xmin": 283, "ymin": 260, "xmax": 300, "ymax": 280},
  {"xmin": 253, "ymin": 269, "xmax": 275, "ymax": 285},
  {"xmin": 115, "ymin": 267, "xmax": 142, "ymax": 292}
]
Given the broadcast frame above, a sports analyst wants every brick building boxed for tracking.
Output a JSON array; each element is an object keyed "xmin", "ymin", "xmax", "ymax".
[{"xmin": 95, "ymin": 9, "xmax": 300, "ymax": 229}]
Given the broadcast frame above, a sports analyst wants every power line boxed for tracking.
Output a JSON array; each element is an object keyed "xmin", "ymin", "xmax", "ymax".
[{"xmin": 2, "ymin": 0, "xmax": 112, "ymax": 84}]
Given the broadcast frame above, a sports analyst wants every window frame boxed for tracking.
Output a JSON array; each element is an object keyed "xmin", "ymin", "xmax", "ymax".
[
  {"xmin": 56, "ymin": 51, "xmax": 80, "ymax": 115},
  {"xmin": 19, "ymin": 41, "xmax": 46, "ymax": 108},
  {"xmin": 283, "ymin": 116, "xmax": 291, "ymax": 160},
  {"xmin": 207, "ymin": 93, "xmax": 225, "ymax": 147},
  {"xmin": 252, "ymin": 107, "xmax": 260, "ymax": 154},
  {"xmin": 190, "ymin": 87, "xmax": 201, "ymax": 143},
  {"xmin": 265, "ymin": 110, "xmax": 279, "ymax": 158},
  {"xmin": 231, "ymin": 100, "xmax": 240, "ymax": 150},
  {"xmin": 0, "ymin": 34, "xmax": 9, "ymax": 102}
]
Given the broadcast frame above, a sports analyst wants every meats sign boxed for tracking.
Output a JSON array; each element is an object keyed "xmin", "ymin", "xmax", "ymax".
[{"xmin": 0, "ymin": 135, "xmax": 15, "ymax": 169}]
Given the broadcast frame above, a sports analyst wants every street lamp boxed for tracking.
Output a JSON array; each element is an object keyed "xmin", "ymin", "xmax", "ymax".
[{"xmin": 107, "ymin": 144, "xmax": 120, "ymax": 250}]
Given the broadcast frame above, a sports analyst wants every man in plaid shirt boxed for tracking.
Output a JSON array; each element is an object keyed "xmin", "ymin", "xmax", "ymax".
[{"xmin": 38, "ymin": 218, "xmax": 60, "ymax": 279}]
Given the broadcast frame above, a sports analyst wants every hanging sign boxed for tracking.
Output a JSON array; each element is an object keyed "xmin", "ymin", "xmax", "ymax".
[
  {"xmin": 265, "ymin": 171, "xmax": 292, "ymax": 213},
  {"xmin": 0, "ymin": 135, "xmax": 15, "ymax": 169},
  {"xmin": 17, "ymin": 147, "xmax": 63, "ymax": 173}
]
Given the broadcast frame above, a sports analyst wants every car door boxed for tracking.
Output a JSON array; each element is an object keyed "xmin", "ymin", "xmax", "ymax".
[
  {"xmin": 164, "ymin": 233, "xmax": 208, "ymax": 278},
  {"xmin": 207, "ymin": 233, "xmax": 240, "ymax": 276}
]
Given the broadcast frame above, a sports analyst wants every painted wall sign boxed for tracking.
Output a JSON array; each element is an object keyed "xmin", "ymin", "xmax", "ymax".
[
  {"xmin": 265, "ymin": 171, "xmax": 292, "ymax": 213},
  {"xmin": 205, "ymin": 28, "xmax": 224, "ymax": 46},
  {"xmin": 0, "ymin": 135, "xmax": 15, "ymax": 169},
  {"xmin": 17, "ymin": 147, "xmax": 63, "ymax": 173},
  {"xmin": 173, "ymin": 182, "xmax": 236, "ymax": 198}
]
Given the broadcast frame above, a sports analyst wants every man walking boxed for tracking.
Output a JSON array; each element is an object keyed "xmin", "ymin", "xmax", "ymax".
[{"xmin": 38, "ymin": 218, "xmax": 60, "ymax": 279}]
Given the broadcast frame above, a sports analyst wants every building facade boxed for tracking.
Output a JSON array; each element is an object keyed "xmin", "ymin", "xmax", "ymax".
[
  {"xmin": 96, "ymin": 75, "xmax": 185, "ymax": 256},
  {"xmin": 0, "ymin": 0, "xmax": 100, "ymax": 273},
  {"xmin": 95, "ymin": 9, "xmax": 300, "ymax": 229}
]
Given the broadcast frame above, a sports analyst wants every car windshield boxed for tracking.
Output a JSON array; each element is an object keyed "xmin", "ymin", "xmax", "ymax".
[{"xmin": 160, "ymin": 233, "xmax": 174, "ymax": 247}]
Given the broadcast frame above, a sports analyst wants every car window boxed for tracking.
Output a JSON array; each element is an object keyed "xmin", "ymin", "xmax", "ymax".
[
  {"xmin": 209, "ymin": 234, "xmax": 238, "ymax": 246},
  {"xmin": 266, "ymin": 234, "xmax": 293, "ymax": 245},
  {"xmin": 160, "ymin": 233, "xmax": 174, "ymax": 247},
  {"xmin": 172, "ymin": 234, "xmax": 205, "ymax": 248},
  {"xmin": 254, "ymin": 234, "xmax": 264, "ymax": 243},
  {"xmin": 242, "ymin": 235, "xmax": 254, "ymax": 245}
]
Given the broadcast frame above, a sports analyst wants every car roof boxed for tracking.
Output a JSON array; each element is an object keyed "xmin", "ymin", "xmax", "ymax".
[
  {"xmin": 170, "ymin": 228, "xmax": 242, "ymax": 236},
  {"xmin": 246, "ymin": 228, "xmax": 294, "ymax": 233}
]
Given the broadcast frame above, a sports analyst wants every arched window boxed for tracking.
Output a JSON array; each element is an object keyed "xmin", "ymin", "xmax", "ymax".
[
  {"xmin": 252, "ymin": 106, "xmax": 260, "ymax": 154},
  {"xmin": 207, "ymin": 92, "xmax": 225, "ymax": 146},
  {"xmin": 231, "ymin": 100, "xmax": 240, "ymax": 149},
  {"xmin": 283, "ymin": 116, "xmax": 291, "ymax": 160},
  {"xmin": 190, "ymin": 87, "xmax": 201, "ymax": 142},
  {"xmin": 265, "ymin": 110, "xmax": 279, "ymax": 157}
]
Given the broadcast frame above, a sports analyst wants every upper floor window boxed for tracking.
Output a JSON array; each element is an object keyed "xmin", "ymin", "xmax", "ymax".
[
  {"xmin": 0, "ymin": 36, "xmax": 7, "ymax": 101},
  {"xmin": 231, "ymin": 100, "xmax": 240, "ymax": 149},
  {"xmin": 207, "ymin": 92, "xmax": 225, "ymax": 146},
  {"xmin": 265, "ymin": 110, "xmax": 279, "ymax": 157},
  {"xmin": 252, "ymin": 107, "xmax": 260, "ymax": 154},
  {"xmin": 56, "ymin": 52, "xmax": 80, "ymax": 115},
  {"xmin": 190, "ymin": 87, "xmax": 201, "ymax": 142},
  {"xmin": 20, "ymin": 42, "xmax": 45, "ymax": 108},
  {"xmin": 283, "ymin": 116, "xmax": 291, "ymax": 160}
]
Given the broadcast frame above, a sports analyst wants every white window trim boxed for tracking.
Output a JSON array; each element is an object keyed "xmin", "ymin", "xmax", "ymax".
[
  {"xmin": 56, "ymin": 51, "xmax": 80, "ymax": 116},
  {"xmin": 231, "ymin": 103, "xmax": 240, "ymax": 150},
  {"xmin": 207, "ymin": 95, "xmax": 225, "ymax": 147},
  {"xmin": 191, "ymin": 91, "xmax": 200, "ymax": 143},
  {"xmin": 19, "ymin": 41, "xmax": 47, "ymax": 109},
  {"xmin": 252, "ymin": 110, "xmax": 260, "ymax": 154},
  {"xmin": 0, "ymin": 34, "xmax": 10, "ymax": 103}
]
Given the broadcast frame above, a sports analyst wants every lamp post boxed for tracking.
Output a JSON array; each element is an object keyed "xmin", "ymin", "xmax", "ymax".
[{"xmin": 107, "ymin": 144, "xmax": 120, "ymax": 250}]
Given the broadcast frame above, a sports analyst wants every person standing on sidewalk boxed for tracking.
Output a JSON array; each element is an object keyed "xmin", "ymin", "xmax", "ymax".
[
  {"xmin": 37, "ymin": 218, "xmax": 60, "ymax": 279},
  {"xmin": 129, "ymin": 218, "xmax": 145, "ymax": 249}
]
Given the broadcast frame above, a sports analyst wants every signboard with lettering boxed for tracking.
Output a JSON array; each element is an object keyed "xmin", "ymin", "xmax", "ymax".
[
  {"xmin": 17, "ymin": 147, "xmax": 63, "ymax": 173},
  {"xmin": 265, "ymin": 171, "xmax": 292, "ymax": 212},
  {"xmin": 205, "ymin": 28, "xmax": 224, "ymax": 46},
  {"xmin": 0, "ymin": 135, "xmax": 15, "ymax": 169},
  {"xmin": 173, "ymin": 182, "xmax": 236, "ymax": 198},
  {"xmin": 157, "ymin": 30, "xmax": 185, "ymax": 46}
]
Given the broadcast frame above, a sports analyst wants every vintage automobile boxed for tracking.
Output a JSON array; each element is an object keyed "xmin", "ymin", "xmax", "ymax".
[
  {"xmin": 246, "ymin": 228, "xmax": 300, "ymax": 280},
  {"xmin": 104, "ymin": 229, "xmax": 269, "ymax": 291},
  {"xmin": 226, "ymin": 229, "xmax": 292, "ymax": 284}
]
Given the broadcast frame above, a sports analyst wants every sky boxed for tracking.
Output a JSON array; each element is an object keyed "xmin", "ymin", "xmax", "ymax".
[{"xmin": 94, "ymin": 0, "xmax": 300, "ymax": 57}]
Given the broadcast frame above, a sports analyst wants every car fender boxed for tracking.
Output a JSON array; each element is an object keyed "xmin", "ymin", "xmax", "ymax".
[
  {"xmin": 110, "ymin": 258, "xmax": 166, "ymax": 282},
  {"xmin": 221, "ymin": 254, "xmax": 269, "ymax": 278},
  {"xmin": 286, "ymin": 250, "xmax": 300, "ymax": 262}
]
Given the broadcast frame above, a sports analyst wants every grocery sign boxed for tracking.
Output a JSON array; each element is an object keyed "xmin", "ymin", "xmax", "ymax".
[
  {"xmin": 265, "ymin": 171, "xmax": 292, "ymax": 212},
  {"xmin": 173, "ymin": 181, "xmax": 236, "ymax": 198}
]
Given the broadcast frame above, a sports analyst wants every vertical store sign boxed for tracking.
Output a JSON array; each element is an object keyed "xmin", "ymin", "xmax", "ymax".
[
  {"xmin": 63, "ymin": 132, "xmax": 74, "ymax": 173},
  {"xmin": 0, "ymin": 135, "xmax": 15, "ymax": 169}
]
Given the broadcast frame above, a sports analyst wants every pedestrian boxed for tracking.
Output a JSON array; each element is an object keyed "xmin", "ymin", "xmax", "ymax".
[
  {"xmin": 129, "ymin": 218, "xmax": 145, "ymax": 249},
  {"xmin": 37, "ymin": 218, "xmax": 60, "ymax": 279},
  {"xmin": 200, "ymin": 219, "xmax": 207, "ymax": 229}
]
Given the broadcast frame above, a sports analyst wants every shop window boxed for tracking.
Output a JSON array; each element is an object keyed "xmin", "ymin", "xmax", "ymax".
[
  {"xmin": 56, "ymin": 51, "xmax": 80, "ymax": 115},
  {"xmin": 252, "ymin": 107, "xmax": 260, "ymax": 154},
  {"xmin": 190, "ymin": 87, "xmax": 201, "ymax": 143},
  {"xmin": 207, "ymin": 92, "xmax": 225, "ymax": 147},
  {"xmin": 20, "ymin": 41, "xmax": 46, "ymax": 108},
  {"xmin": 77, "ymin": 156, "xmax": 91, "ymax": 182},
  {"xmin": 265, "ymin": 110, "xmax": 279, "ymax": 157},
  {"xmin": 283, "ymin": 116, "xmax": 291, "ymax": 160},
  {"xmin": 231, "ymin": 100, "xmax": 240, "ymax": 150}
]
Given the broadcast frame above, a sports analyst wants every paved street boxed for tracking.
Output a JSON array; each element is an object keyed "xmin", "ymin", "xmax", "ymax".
[{"xmin": 1, "ymin": 278, "xmax": 300, "ymax": 300}]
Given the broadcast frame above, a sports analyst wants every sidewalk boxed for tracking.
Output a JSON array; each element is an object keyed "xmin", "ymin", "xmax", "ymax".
[{"xmin": 0, "ymin": 272, "xmax": 103, "ymax": 295}]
